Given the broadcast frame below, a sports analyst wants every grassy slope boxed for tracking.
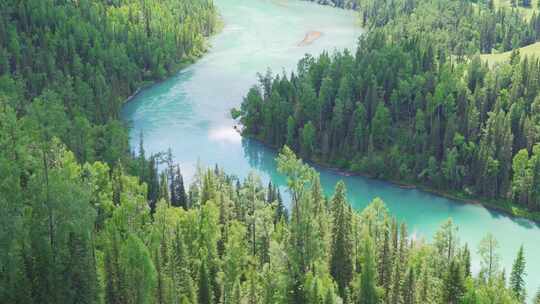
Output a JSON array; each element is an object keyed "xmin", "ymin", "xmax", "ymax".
[
  {"xmin": 495, "ymin": 0, "xmax": 539, "ymax": 19},
  {"xmin": 480, "ymin": 41, "xmax": 540, "ymax": 65}
]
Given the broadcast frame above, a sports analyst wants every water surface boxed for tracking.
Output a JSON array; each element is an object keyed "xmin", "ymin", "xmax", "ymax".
[{"xmin": 122, "ymin": 0, "xmax": 540, "ymax": 298}]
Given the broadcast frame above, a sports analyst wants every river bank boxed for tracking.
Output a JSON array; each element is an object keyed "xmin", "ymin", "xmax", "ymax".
[
  {"xmin": 238, "ymin": 129, "xmax": 540, "ymax": 224},
  {"xmin": 122, "ymin": 0, "xmax": 540, "ymax": 299},
  {"xmin": 319, "ymin": 163, "xmax": 540, "ymax": 224},
  {"xmin": 123, "ymin": 16, "xmax": 225, "ymax": 105}
]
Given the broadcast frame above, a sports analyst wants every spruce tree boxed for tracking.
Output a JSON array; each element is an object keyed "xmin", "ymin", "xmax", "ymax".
[
  {"xmin": 167, "ymin": 149, "xmax": 177, "ymax": 205},
  {"xmin": 158, "ymin": 172, "xmax": 170, "ymax": 204},
  {"xmin": 358, "ymin": 237, "xmax": 377, "ymax": 304},
  {"xmin": 330, "ymin": 181, "xmax": 353, "ymax": 298},
  {"xmin": 170, "ymin": 226, "xmax": 195, "ymax": 303},
  {"xmin": 147, "ymin": 155, "xmax": 159, "ymax": 213},
  {"xmin": 443, "ymin": 259, "xmax": 465, "ymax": 304},
  {"xmin": 510, "ymin": 245, "xmax": 526, "ymax": 302},
  {"xmin": 419, "ymin": 263, "xmax": 430, "ymax": 303},
  {"xmin": 274, "ymin": 188, "xmax": 287, "ymax": 223},
  {"xmin": 390, "ymin": 257, "xmax": 402, "ymax": 304},
  {"xmin": 198, "ymin": 262, "xmax": 212, "ymax": 304},
  {"xmin": 402, "ymin": 267, "xmax": 415, "ymax": 304},
  {"xmin": 462, "ymin": 244, "xmax": 471, "ymax": 277},
  {"xmin": 174, "ymin": 165, "xmax": 188, "ymax": 209},
  {"xmin": 379, "ymin": 224, "xmax": 392, "ymax": 300}
]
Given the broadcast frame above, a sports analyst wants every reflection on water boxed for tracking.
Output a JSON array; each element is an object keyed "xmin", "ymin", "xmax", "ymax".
[{"xmin": 208, "ymin": 126, "xmax": 242, "ymax": 144}]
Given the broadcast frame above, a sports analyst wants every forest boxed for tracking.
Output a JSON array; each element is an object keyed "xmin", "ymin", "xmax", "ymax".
[
  {"xmin": 1, "ymin": 0, "xmax": 540, "ymax": 303},
  {"xmin": 310, "ymin": 0, "xmax": 540, "ymax": 56},
  {"xmin": 0, "ymin": 132, "xmax": 535, "ymax": 303},
  {"xmin": 0, "ymin": 0, "xmax": 217, "ymax": 166},
  {"xmin": 236, "ymin": 0, "xmax": 540, "ymax": 219}
]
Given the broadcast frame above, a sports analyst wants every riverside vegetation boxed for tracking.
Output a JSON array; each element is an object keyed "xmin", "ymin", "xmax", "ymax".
[
  {"xmin": 0, "ymin": 135, "xmax": 536, "ymax": 303},
  {"xmin": 1, "ymin": 0, "xmax": 540, "ymax": 303},
  {"xmin": 236, "ymin": 0, "xmax": 540, "ymax": 221}
]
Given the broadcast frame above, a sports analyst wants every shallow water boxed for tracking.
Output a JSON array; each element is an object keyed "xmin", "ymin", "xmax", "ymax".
[{"xmin": 122, "ymin": 0, "xmax": 540, "ymax": 298}]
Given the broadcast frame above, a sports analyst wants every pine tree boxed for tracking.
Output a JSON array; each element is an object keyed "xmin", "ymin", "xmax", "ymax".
[
  {"xmin": 462, "ymin": 244, "xmax": 472, "ymax": 277},
  {"xmin": 390, "ymin": 256, "xmax": 402, "ymax": 304},
  {"xmin": 378, "ymin": 224, "xmax": 392, "ymax": 300},
  {"xmin": 167, "ymin": 149, "xmax": 177, "ymax": 205},
  {"xmin": 147, "ymin": 155, "xmax": 159, "ymax": 213},
  {"xmin": 170, "ymin": 225, "xmax": 195, "ymax": 303},
  {"xmin": 402, "ymin": 267, "xmax": 415, "ymax": 304},
  {"xmin": 198, "ymin": 262, "xmax": 212, "ymax": 304},
  {"xmin": 138, "ymin": 131, "xmax": 146, "ymax": 184},
  {"xmin": 330, "ymin": 181, "xmax": 354, "ymax": 297},
  {"xmin": 112, "ymin": 162, "xmax": 124, "ymax": 206},
  {"xmin": 266, "ymin": 181, "xmax": 275, "ymax": 203},
  {"xmin": 158, "ymin": 172, "xmax": 170, "ymax": 204},
  {"xmin": 419, "ymin": 263, "xmax": 430, "ymax": 303},
  {"xmin": 358, "ymin": 237, "xmax": 377, "ymax": 304},
  {"xmin": 154, "ymin": 248, "xmax": 166, "ymax": 304},
  {"xmin": 174, "ymin": 165, "xmax": 188, "ymax": 209},
  {"xmin": 510, "ymin": 245, "xmax": 526, "ymax": 303},
  {"xmin": 274, "ymin": 188, "xmax": 287, "ymax": 223},
  {"xmin": 443, "ymin": 259, "xmax": 465, "ymax": 304},
  {"xmin": 398, "ymin": 222, "xmax": 408, "ymax": 266}
]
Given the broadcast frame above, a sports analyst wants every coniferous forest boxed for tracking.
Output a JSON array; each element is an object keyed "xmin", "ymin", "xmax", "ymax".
[
  {"xmin": 2, "ymin": 0, "xmax": 540, "ymax": 303},
  {"xmin": 1, "ymin": 139, "xmax": 535, "ymax": 303},
  {"xmin": 237, "ymin": 0, "xmax": 540, "ymax": 219},
  {"xmin": 0, "ymin": 0, "xmax": 217, "ymax": 165}
]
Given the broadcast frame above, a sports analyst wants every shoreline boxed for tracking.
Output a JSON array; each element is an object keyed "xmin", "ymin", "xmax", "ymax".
[
  {"xmin": 317, "ymin": 159, "xmax": 540, "ymax": 224},
  {"xmin": 236, "ymin": 130, "xmax": 540, "ymax": 224},
  {"xmin": 122, "ymin": 15, "xmax": 225, "ymax": 105},
  {"xmin": 122, "ymin": 56, "xmax": 200, "ymax": 105}
]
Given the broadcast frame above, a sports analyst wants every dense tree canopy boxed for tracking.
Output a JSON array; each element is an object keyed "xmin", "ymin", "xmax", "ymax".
[
  {"xmin": 0, "ymin": 134, "xmax": 530, "ymax": 303},
  {"xmin": 310, "ymin": 0, "xmax": 540, "ymax": 56},
  {"xmin": 0, "ymin": 0, "xmax": 217, "ymax": 165},
  {"xmin": 1, "ymin": 0, "xmax": 539, "ymax": 303},
  {"xmin": 237, "ymin": 28, "xmax": 540, "ymax": 215}
]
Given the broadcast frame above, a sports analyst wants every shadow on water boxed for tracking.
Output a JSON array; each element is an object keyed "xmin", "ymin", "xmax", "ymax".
[{"xmin": 241, "ymin": 136, "xmax": 540, "ymax": 232}]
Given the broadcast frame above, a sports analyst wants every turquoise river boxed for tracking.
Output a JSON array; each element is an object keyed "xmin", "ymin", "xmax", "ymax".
[{"xmin": 122, "ymin": 0, "xmax": 540, "ymax": 298}]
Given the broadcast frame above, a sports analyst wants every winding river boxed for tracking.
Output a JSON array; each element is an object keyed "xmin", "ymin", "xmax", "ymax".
[{"xmin": 122, "ymin": 0, "xmax": 540, "ymax": 298}]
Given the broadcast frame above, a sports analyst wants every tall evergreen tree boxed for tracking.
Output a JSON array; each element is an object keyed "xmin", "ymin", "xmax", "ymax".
[
  {"xmin": 198, "ymin": 261, "xmax": 212, "ymax": 304},
  {"xmin": 358, "ymin": 236, "xmax": 378, "ymax": 304},
  {"xmin": 510, "ymin": 245, "xmax": 527, "ymax": 303},
  {"xmin": 330, "ymin": 181, "xmax": 354, "ymax": 297},
  {"xmin": 443, "ymin": 259, "xmax": 465, "ymax": 304},
  {"xmin": 402, "ymin": 267, "xmax": 415, "ymax": 304},
  {"xmin": 173, "ymin": 165, "xmax": 188, "ymax": 209}
]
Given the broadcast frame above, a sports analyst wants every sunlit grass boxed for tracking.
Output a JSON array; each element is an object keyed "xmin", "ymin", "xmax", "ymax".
[
  {"xmin": 494, "ymin": 0, "xmax": 539, "ymax": 19},
  {"xmin": 480, "ymin": 41, "xmax": 540, "ymax": 65}
]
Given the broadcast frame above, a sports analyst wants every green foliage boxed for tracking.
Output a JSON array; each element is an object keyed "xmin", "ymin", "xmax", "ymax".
[
  {"xmin": 358, "ymin": 236, "xmax": 378, "ymax": 304},
  {"xmin": 1, "ymin": 1, "xmax": 538, "ymax": 303},
  {"xmin": 0, "ymin": 135, "xmax": 529, "ymax": 303},
  {"xmin": 120, "ymin": 234, "xmax": 157, "ymax": 304},
  {"xmin": 313, "ymin": 0, "xmax": 540, "ymax": 55},
  {"xmin": 238, "ymin": 30, "xmax": 540, "ymax": 214},
  {"xmin": 198, "ymin": 261, "xmax": 212, "ymax": 304},
  {"xmin": 0, "ymin": 0, "xmax": 217, "ymax": 166},
  {"xmin": 510, "ymin": 246, "xmax": 527, "ymax": 302},
  {"xmin": 330, "ymin": 181, "xmax": 354, "ymax": 297}
]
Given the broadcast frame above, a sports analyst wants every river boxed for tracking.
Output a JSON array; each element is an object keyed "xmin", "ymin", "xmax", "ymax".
[{"xmin": 121, "ymin": 0, "xmax": 540, "ymax": 298}]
